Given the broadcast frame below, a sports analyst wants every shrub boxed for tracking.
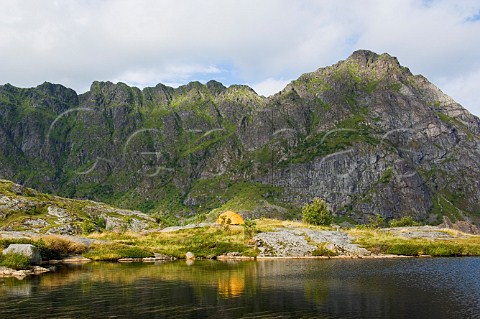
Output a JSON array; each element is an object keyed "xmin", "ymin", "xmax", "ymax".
[
  {"xmin": 243, "ymin": 219, "xmax": 257, "ymax": 240},
  {"xmin": 0, "ymin": 252, "xmax": 31, "ymax": 270},
  {"xmin": 312, "ymin": 244, "xmax": 338, "ymax": 257},
  {"xmin": 37, "ymin": 235, "xmax": 87, "ymax": 260},
  {"xmin": 80, "ymin": 220, "xmax": 96, "ymax": 234},
  {"xmin": 302, "ymin": 198, "xmax": 333, "ymax": 226},
  {"xmin": 368, "ymin": 214, "xmax": 386, "ymax": 229},
  {"xmin": 389, "ymin": 216, "xmax": 420, "ymax": 227},
  {"xmin": 94, "ymin": 217, "xmax": 106, "ymax": 230}
]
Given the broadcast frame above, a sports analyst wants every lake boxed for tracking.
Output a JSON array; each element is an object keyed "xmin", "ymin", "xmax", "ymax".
[{"xmin": 1, "ymin": 258, "xmax": 479, "ymax": 318}]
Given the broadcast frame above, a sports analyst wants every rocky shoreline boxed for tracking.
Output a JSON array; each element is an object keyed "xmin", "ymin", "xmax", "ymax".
[{"xmin": 0, "ymin": 265, "xmax": 51, "ymax": 279}]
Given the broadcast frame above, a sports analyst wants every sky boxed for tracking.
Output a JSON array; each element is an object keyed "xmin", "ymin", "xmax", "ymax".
[{"xmin": 0, "ymin": 0, "xmax": 479, "ymax": 116}]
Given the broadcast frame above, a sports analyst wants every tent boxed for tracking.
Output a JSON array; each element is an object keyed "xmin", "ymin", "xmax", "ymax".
[{"xmin": 216, "ymin": 211, "xmax": 244, "ymax": 225}]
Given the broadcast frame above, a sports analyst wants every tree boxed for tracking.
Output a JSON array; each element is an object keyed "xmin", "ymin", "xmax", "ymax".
[{"xmin": 302, "ymin": 198, "xmax": 333, "ymax": 226}]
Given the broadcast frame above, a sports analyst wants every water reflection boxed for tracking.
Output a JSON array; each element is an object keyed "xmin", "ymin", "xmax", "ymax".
[{"xmin": 1, "ymin": 258, "xmax": 479, "ymax": 318}]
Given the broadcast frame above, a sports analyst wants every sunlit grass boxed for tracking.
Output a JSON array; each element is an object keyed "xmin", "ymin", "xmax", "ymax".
[
  {"xmin": 84, "ymin": 244, "xmax": 152, "ymax": 261},
  {"xmin": 349, "ymin": 228, "xmax": 480, "ymax": 256},
  {"xmin": 0, "ymin": 252, "xmax": 31, "ymax": 269},
  {"xmin": 87, "ymin": 225, "xmax": 258, "ymax": 259},
  {"xmin": 255, "ymin": 218, "xmax": 332, "ymax": 233}
]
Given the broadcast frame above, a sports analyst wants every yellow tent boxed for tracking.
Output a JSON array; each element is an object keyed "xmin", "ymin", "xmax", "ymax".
[{"xmin": 216, "ymin": 211, "xmax": 244, "ymax": 225}]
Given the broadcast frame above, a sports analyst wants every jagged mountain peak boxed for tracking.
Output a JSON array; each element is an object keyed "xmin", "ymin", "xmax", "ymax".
[
  {"xmin": 346, "ymin": 49, "xmax": 397, "ymax": 65},
  {"xmin": 1, "ymin": 51, "xmax": 479, "ymax": 225}
]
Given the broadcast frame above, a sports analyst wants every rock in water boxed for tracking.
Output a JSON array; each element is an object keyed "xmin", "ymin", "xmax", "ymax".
[
  {"xmin": 2, "ymin": 244, "xmax": 42, "ymax": 265},
  {"xmin": 185, "ymin": 252, "xmax": 195, "ymax": 260}
]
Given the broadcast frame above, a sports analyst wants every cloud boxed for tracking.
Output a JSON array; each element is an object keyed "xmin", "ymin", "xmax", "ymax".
[
  {"xmin": 251, "ymin": 78, "xmax": 292, "ymax": 97},
  {"xmin": 112, "ymin": 64, "xmax": 223, "ymax": 89},
  {"xmin": 436, "ymin": 66, "xmax": 480, "ymax": 117},
  {"xmin": 0, "ymin": 0, "xmax": 479, "ymax": 115}
]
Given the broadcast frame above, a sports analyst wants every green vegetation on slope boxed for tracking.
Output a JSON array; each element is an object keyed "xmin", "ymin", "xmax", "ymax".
[{"xmin": 350, "ymin": 229, "xmax": 480, "ymax": 256}]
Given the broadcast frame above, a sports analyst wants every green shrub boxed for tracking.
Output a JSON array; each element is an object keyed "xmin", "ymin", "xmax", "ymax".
[
  {"xmin": 0, "ymin": 253, "xmax": 31, "ymax": 270},
  {"xmin": 386, "ymin": 242, "xmax": 423, "ymax": 256},
  {"xmin": 80, "ymin": 220, "xmax": 96, "ymax": 234},
  {"xmin": 368, "ymin": 214, "xmax": 386, "ymax": 229},
  {"xmin": 302, "ymin": 198, "xmax": 332, "ymax": 226},
  {"xmin": 389, "ymin": 216, "xmax": 420, "ymax": 227},
  {"xmin": 243, "ymin": 219, "xmax": 257, "ymax": 240},
  {"xmin": 94, "ymin": 217, "xmax": 106, "ymax": 230},
  {"xmin": 312, "ymin": 244, "xmax": 338, "ymax": 257}
]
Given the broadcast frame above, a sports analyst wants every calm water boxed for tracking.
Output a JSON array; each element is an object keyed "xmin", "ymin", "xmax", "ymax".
[{"xmin": 1, "ymin": 258, "xmax": 479, "ymax": 318}]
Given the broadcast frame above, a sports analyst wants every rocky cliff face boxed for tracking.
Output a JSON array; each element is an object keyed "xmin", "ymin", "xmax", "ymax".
[{"xmin": 1, "ymin": 50, "xmax": 479, "ymax": 224}]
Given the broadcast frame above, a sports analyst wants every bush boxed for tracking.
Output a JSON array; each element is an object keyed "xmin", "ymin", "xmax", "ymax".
[
  {"xmin": 243, "ymin": 219, "xmax": 257, "ymax": 240},
  {"xmin": 389, "ymin": 216, "xmax": 420, "ymax": 227},
  {"xmin": 368, "ymin": 214, "xmax": 386, "ymax": 229},
  {"xmin": 302, "ymin": 198, "xmax": 332, "ymax": 226},
  {"xmin": 0, "ymin": 253, "xmax": 31, "ymax": 270},
  {"xmin": 312, "ymin": 244, "xmax": 338, "ymax": 257},
  {"xmin": 80, "ymin": 220, "xmax": 96, "ymax": 234},
  {"xmin": 37, "ymin": 236, "xmax": 87, "ymax": 260}
]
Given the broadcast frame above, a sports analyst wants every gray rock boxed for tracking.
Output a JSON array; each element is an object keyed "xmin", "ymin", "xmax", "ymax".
[
  {"xmin": 47, "ymin": 206, "xmax": 68, "ymax": 218},
  {"xmin": 127, "ymin": 218, "xmax": 150, "ymax": 232},
  {"xmin": 22, "ymin": 218, "xmax": 49, "ymax": 228},
  {"xmin": 255, "ymin": 228, "xmax": 371, "ymax": 257},
  {"xmin": 46, "ymin": 224, "xmax": 80, "ymax": 235},
  {"xmin": 2, "ymin": 244, "xmax": 42, "ymax": 264},
  {"xmin": 255, "ymin": 228, "xmax": 317, "ymax": 257},
  {"xmin": 105, "ymin": 216, "xmax": 124, "ymax": 231}
]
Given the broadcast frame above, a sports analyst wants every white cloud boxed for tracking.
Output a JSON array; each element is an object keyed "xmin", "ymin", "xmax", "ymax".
[
  {"xmin": 0, "ymin": 0, "xmax": 479, "ymax": 116},
  {"xmin": 112, "ymin": 64, "xmax": 222, "ymax": 89},
  {"xmin": 251, "ymin": 78, "xmax": 292, "ymax": 97},
  {"xmin": 436, "ymin": 67, "xmax": 480, "ymax": 117}
]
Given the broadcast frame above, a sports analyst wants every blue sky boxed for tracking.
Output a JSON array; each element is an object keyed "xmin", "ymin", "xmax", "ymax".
[{"xmin": 0, "ymin": 0, "xmax": 479, "ymax": 116}]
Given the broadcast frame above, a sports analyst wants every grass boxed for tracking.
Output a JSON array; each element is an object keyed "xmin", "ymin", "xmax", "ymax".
[
  {"xmin": 0, "ymin": 253, "xmax": 31, "ymax": 270},
  {"xmin": 349, "ymin": 229, "xmax": 480, "ymax": 256},
  {"xmin": 83, "ymin": 244, "xmax": 153, "ymax": 261},
  {"xmin": 87, "ymin": 225, "xmax": 259, "ymax": 260},
  {"xmin": 312, "ymin": 244, "xmax": 338, "ymax": 257},
  {"xmin": 254, "ymin": 218, "xmax": 333, "ymax": 232},
  {"xmin": 36, "ymin": 235, "xmax": 87, "ymax": 260}
]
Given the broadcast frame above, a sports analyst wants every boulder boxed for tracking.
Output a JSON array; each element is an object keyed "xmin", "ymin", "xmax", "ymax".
[
  {"xmin": 47, "ymin": 206, "xmax": 68, "ymax": 218},
  {"xmin": 2, "ymin": 244, "xmax": 42, "ymax": 264},
  {"xmin": 185, "ymin": 252, "xmax": 195, "ymax": 260}
]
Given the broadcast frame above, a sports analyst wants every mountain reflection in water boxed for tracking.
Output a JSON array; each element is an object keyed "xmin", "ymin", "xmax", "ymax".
[{"xmin": 1, "ymin": 258, "xmax": 479, "ymax": 318}]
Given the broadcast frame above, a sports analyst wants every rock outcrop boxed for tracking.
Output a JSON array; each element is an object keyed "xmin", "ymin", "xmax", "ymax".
[
  {"xmin": 255, "ymin": 228, "xmax": 370, "ymax": 257},
  {"xmin": 0, "ymin": 179, "xmax": 157, "ymax": 234},
  {"xmin": 2, "ymin": 244, "xmax": 42, "ymax": 264},
  {"xmin": 1, "ymin": 50, "xmax": 479, "ymax": 224}
]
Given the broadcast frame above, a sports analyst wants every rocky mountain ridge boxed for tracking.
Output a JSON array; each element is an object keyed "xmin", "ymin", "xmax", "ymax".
[
  {"xmin": 1, "ymin": 50, "xmax": 479, "ymax": 224},
  {"xmin": 0, "ymin": 179, "xmax": 156, "ymax": 234}
]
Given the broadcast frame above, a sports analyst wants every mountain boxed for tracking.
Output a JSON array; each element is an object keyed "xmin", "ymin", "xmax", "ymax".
[{"xmin": 1, "ymin": 50, "xmax": 479, "ymax": 224}]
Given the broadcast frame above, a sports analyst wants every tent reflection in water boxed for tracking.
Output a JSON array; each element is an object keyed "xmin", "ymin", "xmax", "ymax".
[{"xmin": 216, "ymin": 211, "xmax": 244, "ymax": 225}]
